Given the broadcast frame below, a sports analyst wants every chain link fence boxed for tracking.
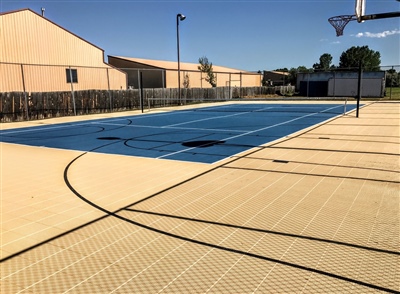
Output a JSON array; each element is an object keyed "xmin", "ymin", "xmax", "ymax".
[
  {"xmin": 0, "ymin": 62, "xmax": 266, "ymax": 122},
  {"xmin": 1, "ymin": 63, "xmax": 398, "ymax": 122},
  {"xmin": 382, "ymin": 65, "xmax": 400, "ymax": 99}
]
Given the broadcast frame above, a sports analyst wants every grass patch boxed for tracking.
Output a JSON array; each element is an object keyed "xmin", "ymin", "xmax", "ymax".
[{"xmin": 385, "ymin": 87, "xmax": 400, "ymax": 100}]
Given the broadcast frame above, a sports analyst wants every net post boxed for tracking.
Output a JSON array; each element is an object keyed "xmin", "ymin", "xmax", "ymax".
[{"xmin": 356, "ymin": 60, "xmax": 363, "ymax": 118}]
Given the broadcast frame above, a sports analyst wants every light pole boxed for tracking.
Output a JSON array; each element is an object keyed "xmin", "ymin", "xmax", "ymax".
[{"xmin": 176, "ymin": 13, "xmax": 186, "ymax": 103}]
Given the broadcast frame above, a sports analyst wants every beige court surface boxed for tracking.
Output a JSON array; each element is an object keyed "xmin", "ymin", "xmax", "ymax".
[{"xmin": 1, "ymin": 101, "xmax": 399, "ymax": 293}]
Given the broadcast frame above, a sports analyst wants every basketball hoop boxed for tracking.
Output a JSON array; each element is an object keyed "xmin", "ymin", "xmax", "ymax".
[{"xmin": 328, "ymin": 15, "xmax": 357, "ymax": 36}]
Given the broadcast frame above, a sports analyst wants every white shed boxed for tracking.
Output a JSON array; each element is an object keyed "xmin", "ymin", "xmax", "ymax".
[{"xmin": 297, "ymin": 71, "xmax": 386, "ymax": 97}]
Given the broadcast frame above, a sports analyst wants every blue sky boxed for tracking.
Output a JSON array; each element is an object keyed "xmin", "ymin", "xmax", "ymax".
[{"xmin": 1, "ymin": 0, "xmax": 399, "ymax": 71}]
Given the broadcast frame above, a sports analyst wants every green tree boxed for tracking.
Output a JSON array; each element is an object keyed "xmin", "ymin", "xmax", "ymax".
[
  {"xmin": 287, "ymin": 68, "xmax": 298, "ymax": 85},
  {"xmin": 386, "ymin": 68, "xmax": 399, "ymax": 87},
  {"xmin": 198, "ymin": 56, "xmax": 216, "ymax": 87},
  {"xmin": 339, "ymin": 45, "xmax": 381, "ymax": 71},
  {"xmin": 183, "ymin": 72, "xmax": 190, "ymax": 88},
  {"xmin": 296, "ymin": 66, "xmax": 313, "ymax": 73},
  {"xmin": 285, "ymin": 67, "xmax": 309, "ymax": 85},
  {"xmin": 313, "ymin": 53, "xmax": 333, "ymax": 71}
]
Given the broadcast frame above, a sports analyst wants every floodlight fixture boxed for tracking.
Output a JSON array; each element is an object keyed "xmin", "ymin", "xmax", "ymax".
[{"xmin": 178, "ymin": 14, "xmax": 186, "ymax": 21}]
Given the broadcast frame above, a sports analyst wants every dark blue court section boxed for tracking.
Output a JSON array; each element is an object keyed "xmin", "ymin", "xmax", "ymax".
[{"xmin": 0, "ymin": 103, "xmax": 358, "ymax": 163}]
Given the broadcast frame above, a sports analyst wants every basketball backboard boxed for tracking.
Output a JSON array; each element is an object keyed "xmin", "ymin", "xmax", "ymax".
[
  {"xmin": 330, "ymin": 0, "xmax": 399, "ymax": 36},
  {"xmin": 355, "ymin": 0, "xmax": 366, "ymax": 22}
]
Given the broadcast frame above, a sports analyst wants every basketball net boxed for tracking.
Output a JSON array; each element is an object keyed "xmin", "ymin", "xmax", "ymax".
[{"xmin": 328, "ymin": 15, "xmax": 357, "ymax": 36}]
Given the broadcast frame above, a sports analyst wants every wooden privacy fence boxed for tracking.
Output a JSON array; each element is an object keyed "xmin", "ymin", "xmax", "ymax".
[
  {"xmin": 0, "ymin": 90, "xmax": 141, "ymax": 122},
  {"xmin": 0, "ymin": 86, "xmax": 293, "ymax": 122}
]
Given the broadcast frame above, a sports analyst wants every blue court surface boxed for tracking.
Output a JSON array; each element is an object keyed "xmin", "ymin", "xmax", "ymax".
[{"xmin": 0, "ymin": 103, "xmax": 357, "ymax": 164}]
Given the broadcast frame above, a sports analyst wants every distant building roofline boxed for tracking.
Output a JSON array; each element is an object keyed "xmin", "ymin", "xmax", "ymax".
[{"xmin": 108, "ymin": 56, "xmax": 258, "ymax": 74}]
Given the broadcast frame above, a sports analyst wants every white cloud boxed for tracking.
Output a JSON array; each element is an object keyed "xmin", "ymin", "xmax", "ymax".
[
  {"xmin": 354, "ymin": 29, "xmax": 400, "ymax": 38},
  {"xmin": 330, "ymin": 41, "xmax": 341, "ymax": 44}
]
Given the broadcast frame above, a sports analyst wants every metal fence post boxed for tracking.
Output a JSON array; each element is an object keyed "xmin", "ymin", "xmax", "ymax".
[
  {"xmin": 333, "ymin": 71, "xmax": 336, "ymax": 98},
  {"xmin": 215, "ymin": 73, "xmax": 218, "ymax": 99},
  {"xmin": 106, "ymin": 68, "xmax": 112, "ymax": 112},
  {"xmin": 20, "ymin": 64, "xmax": 29, "ymax": 120},
  {"xmin": 137, "ymin": 69, "xmax": 141, "ymax": 109},
  {"xmin": 68, "ymin": 66, "xmax": 77, "ymax": 116},
  {"xmin": 389, "ymin": 66, "xmax": 394, "ymax": 99},
  {"xmin": 240, "ymin": 72, "xmax": 242, "ymax": 98},
  {"xmin": 162, "ymin": 69, "xmax": 165, "ymax": 106},
  {"xmin": 229, "ymin": 73, "xmax": 231, "ymax": 99},
  {"xmin": 140, "ymin": 72, "xmax": 144, "ymax": 113}
]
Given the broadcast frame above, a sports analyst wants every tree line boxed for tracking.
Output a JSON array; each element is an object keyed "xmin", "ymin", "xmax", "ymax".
[
  {"xmin": 274, "ymin": 45, "xmax": 399, "ymax": 87},
  {"xmin": 196, "ymin": 46, "xmax": 399, "ymax": 88}
]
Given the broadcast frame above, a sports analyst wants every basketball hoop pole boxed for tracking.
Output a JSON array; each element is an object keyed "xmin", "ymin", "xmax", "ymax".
[{"xmin": 360, "ymin": 11, "xmax": 400, "ymax": 21}]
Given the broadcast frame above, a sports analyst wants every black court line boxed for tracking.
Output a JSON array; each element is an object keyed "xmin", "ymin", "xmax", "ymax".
[
  {"xmin": 5, "ymin": 103, "xmax": 397, "ymax": 292},
  {"xmin": 64, "ymin": 158, "xmax": 398, "ymax": 293},
  {"xmin": 0, "ymin": 214, "xmax": 111, "ymax": 263},
  {"xmin": 222, "ymin": 165, "xmax": 400, "ymax": 184},
  {"xmin": 60, "ymin": 152, "xmax": 398, "ymax": 293},
  {"xmin": 5, "ymin": 130, "xmax": 397, "ymax": 292},
  {"xmin": 306, "ymin": 135, "xmax": 400, "ymax": 146},
  {"xmin": 0, "ymin": 138, "xmax": 125, "ymax": 263},
  {"xmin": 310, "ymin": 132, "xmax": 400, "ymax": 139},
  {"xmin": 267, "ymin": 146, "xmax": 400, "ymax": 157},
  {"xmin": 239, "ymin": 156, "xmax": 400, "ymax": 175},
  {"xmin": 123, "ymin": 208, "xmax": 400, "ymax": 256},
  {"xmin": 60, "ymin": 138, "xmax": 398, "ymax": 293},
  {"xmin": 0, "ymin": 147, "xmax": 223, "ymax": 263}
]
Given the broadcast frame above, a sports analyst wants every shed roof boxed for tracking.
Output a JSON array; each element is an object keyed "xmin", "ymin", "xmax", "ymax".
[
  {"xmin": 267, "ymin": 71, "xmax": 290, "ymax": 76},
  {"xmin": 109, "ymin": 56, "xmax": 254, "ymax": 74}
]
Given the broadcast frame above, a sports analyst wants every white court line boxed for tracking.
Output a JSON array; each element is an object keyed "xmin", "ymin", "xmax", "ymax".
[
  {"xmin": 91, "ymin": 106, "xmax": 275, "ymax": 133},
  {"xmin": 164, "ymin": 106, "xmax": 274, "ymax": 127},
  {"xmin": 0, "ymin": 122, "xmax": 94, "ymax": 135},
  {"xmin": 0, "ymin": 106, "xmax": 269, "ymax": 135},
  {"xmin": 156, "ymin": 104, "xmax": 343, "ymax": 160},
  {"xmin": 0, "ymin": 110, "xmax": 190, "ymax": 135},
  {"xmin": 90, "ymin": 122, "xmax": 247, "ymax": 134}
]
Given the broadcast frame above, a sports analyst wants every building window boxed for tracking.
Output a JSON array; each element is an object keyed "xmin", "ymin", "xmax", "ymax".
[{"xmin": 66, "ymin": 68, "xmax": 78, "ymax": 83}]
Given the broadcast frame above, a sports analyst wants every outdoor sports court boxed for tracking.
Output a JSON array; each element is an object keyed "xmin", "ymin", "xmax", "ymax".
[
  {"xmin": 0, "ymin": 103, "xmax": 358, "ymax": 164},
  {"xmin": 1, "ymin": 101, "xmax": 399, "ymax": 293}
]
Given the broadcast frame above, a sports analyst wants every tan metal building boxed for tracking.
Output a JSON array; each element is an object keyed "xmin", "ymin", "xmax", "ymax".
[
  {"xmin": 0, "ymin": 9, "xmax": 127, "ymax": 92},
  {"xmin": 108, "ymin": 56, "xmax": 262, "ymax": 89}
]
